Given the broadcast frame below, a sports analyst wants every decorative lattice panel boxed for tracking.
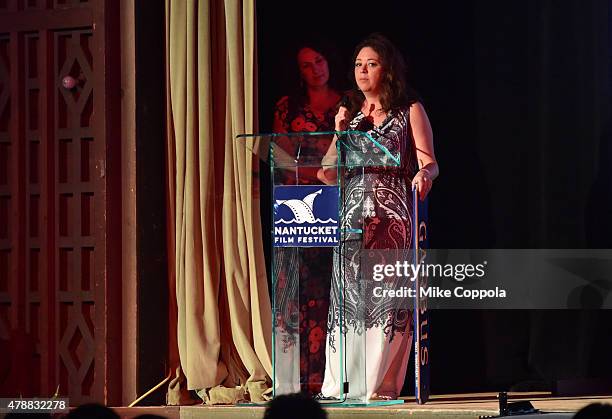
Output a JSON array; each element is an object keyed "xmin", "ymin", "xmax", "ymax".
[
  {"xmin": 25, "ymin": 32, "xmax": 42, "ymax": 396},
  {"xmin": 0, "ymin": 1, "xmax": 119, "ymax": 404},
  {"xmin": 55, "ymin": 29, "xmax": 96, "ymax": 400}
]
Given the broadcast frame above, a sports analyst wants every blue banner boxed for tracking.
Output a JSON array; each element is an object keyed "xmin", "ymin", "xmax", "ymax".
[
  {"xmin": 414, "ymin": 189, "xmax": 430, "ymax": 404},
  {"xmin": 273, "ymin": 185, "xmax": 340, "ymax": 247}
]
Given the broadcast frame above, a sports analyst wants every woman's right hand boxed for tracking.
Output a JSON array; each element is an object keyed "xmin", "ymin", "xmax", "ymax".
[{"xmin": 335, "ymin": 106, "xmax": 350, "ymax": 131}]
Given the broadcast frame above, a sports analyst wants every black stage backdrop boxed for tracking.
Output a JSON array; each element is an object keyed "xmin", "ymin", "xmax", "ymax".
[{"xmin": 257, "ymin": 0, "xmax": 612, "ymax": 395}]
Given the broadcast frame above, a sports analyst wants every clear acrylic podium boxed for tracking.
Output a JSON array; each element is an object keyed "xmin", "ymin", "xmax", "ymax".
[{"xmin": 237, "ymin": 131, "xmax": 421, "ymax": 406}]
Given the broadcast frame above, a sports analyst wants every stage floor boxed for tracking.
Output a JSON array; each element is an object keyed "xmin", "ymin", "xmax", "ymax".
[{"xmin": 112, "ymin": 393, "xmax": 612, "ymax": 419}]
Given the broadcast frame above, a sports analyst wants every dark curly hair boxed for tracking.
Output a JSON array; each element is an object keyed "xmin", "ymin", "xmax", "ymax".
[
  {"xmin": 289, "ymin": 40, "xmax": 343, "ymax": 108},
  {"xmin": 344, "ymin": 33, "xmax": 419, "ymax": 116}
]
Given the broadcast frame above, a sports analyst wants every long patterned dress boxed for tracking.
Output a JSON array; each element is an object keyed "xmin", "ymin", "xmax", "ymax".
[
  {"xmin": 321, "ymin": 106, "xmax": 418, "ymax": 400},
  {"xmin": 273, "ymin": 95, "xmax": 338, "ymax": 394}
]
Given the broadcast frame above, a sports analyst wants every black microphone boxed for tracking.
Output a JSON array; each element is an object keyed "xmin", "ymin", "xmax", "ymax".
[
  {"xmin": 335, "ymin": 95, "xmax": 351, "ymax": 134},
  {"xmin": 338, "ymin": 94, "xmax": 350, "ymax": 109}
]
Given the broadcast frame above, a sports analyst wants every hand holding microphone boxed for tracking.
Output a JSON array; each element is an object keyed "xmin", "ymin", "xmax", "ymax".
[{"xmin": 335, "ymin": 106, "xmax": 350, "ymax": 131}]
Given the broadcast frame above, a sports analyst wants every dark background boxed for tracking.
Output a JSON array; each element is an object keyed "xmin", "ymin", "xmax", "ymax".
[{"xmin": 257, "ymin": 0, "xmax": 612, "ymax": 395}]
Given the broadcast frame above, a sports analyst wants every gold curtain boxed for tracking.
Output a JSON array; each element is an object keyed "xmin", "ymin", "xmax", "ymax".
[{"xmin": 165, "ymin": 0, "xmax": 272, "ymax": 401}]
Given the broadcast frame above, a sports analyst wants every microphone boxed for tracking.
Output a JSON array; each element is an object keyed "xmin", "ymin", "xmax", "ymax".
[
  {"xmin": 338, "ymin": 94, "xmax": 350, "ymax": 109},
  {"xmin": 335, "ymin": 95, "xmax": 351, "ymax": 134},
  {"xmin": 337, "ymin": 89, "xmax": 364, "ymax": 122}
]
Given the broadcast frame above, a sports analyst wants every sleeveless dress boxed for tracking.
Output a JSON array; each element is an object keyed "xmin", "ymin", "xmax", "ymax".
[
  {"xmin": 321, "ymin": 106, "xmax": 418, "ymax": 399},
  {"xmin": 274, "ymin": 96, "xmax": 336, "ymax": 185},
  {"xmin": 273, "ymin": 95, "xmax": 338, "ymax": 394}
]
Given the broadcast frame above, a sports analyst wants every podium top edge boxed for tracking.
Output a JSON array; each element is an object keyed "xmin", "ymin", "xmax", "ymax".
[{"xmin": 236, "ymin": 130, "xmax": 374, "ymax": 140}]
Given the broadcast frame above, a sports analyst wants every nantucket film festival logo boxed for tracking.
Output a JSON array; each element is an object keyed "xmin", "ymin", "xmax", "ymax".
[{"xmin": 273, "ymin": 185, "xmax": 340, "ymax": 247}]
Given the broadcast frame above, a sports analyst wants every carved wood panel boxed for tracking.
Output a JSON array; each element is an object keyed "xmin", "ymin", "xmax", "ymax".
[
  {"xmin": 55, "ymin": 28, "xmax": 96, "ymax": 400},
  {"xmin": 0, "ymin": 1, "xmax": 120, "ymax": 405}
]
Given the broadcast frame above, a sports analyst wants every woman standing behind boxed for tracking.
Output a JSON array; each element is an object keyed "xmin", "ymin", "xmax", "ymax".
[
  {"xmin": 318, "ymin": 33, "xmax": 438, "ymax": 401},
  {"xmin": 273, "ymin": 44, "xmax": 342, "ymax": 183},
  {"xmin": 272, "ymin": 43, "xmax": 342, "ymax": 394}
]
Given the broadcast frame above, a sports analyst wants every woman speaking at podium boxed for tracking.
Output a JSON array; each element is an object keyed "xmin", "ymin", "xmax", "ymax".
[{"xmin": 317, "ymin": 33, "xmax": 438, "ymax": 400}]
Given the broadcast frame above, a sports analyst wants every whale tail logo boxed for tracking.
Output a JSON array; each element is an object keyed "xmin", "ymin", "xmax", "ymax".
[{"xmin": 275, "ymin": 189, "xmax": 335, "ymax": 224}]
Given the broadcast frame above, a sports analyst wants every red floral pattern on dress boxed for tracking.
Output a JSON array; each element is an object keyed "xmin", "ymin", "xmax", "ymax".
[{"xmin": 273, "ymin": 95, "xmax": 338, "ymax": 394}]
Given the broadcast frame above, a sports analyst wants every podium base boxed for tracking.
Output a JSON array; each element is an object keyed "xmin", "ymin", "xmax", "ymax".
[
  {"xmin": 234, "ymin": 398, "xmax": 405, "ymax": 408},
  {"xmin": 319, "ymin": 398, "xmax": 405, "ymax": 407}
]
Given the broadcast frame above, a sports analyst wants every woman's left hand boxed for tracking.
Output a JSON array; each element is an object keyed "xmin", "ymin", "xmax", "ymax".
[{"xmin": 412, "ymin": 169, "xmax": 433, "ymax": 201}]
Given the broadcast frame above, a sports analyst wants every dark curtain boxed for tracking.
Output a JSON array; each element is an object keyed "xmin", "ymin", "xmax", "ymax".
[
  {"xmin": 473, "ymin": 0, "xmax": 612, "ymax": 390},
  {"xmin": 257, "ymin": 0, "xmax": 612, "ymax": 394}
]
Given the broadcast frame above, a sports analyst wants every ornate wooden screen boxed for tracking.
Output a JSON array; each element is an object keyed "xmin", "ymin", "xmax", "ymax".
[{"xmin": 0, "ymin": 0, "xmax": 121, "ymax": 404}]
